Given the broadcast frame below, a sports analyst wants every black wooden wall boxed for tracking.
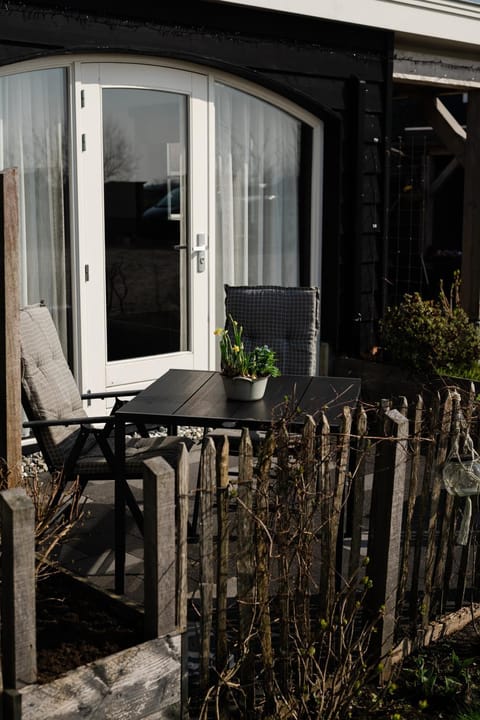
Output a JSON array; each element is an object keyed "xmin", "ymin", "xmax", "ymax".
[{"xmin": 0, "ymin": 1, "xmax": 393, "ymax": 357}]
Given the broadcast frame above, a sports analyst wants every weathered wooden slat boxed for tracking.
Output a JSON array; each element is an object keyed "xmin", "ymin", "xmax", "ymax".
[
  {"xmin": 410, "ymin": 393, "xmax": 440, "ymax": 621},
  {"xmin": 176, "ymin": 443, "xmax": 190, "ymax": 632},
  {"xmin": 215, "ymin": 434, "xmax": 230, "ymax": 688},
  {"xmin": 318, "ymin": 411, "xmax": 333, "ymax": 618},
  {"xmin": 297, "ymin": 415, "xmax": 317, "ymax": 643},
  {"xmin": 236, "ymin": 429, "xmax": 255, "ymax": 714},
  {"xmin": 276, "ymin": 421, "xmax": 291, "ymax": 694},
  {"xmin": 367, "ymin": 407, "xmax": 409, "ymax": 666},
  {"xmin": 143, "ymin": 456, "xmax": 176, "ymax": 640},
  {"xmin": 453, "ymin": 385, "xmax": 476, "ymax": 608},
  {"xmin": 0, "ymin": 168, "xmax": 21, "ymax": 487},
  {"xmin": 397, "ymin": 395, "xmax": 422, "ymax": 612},
  {"xmin": 331, "ymin": 406, "xmax": 352, "ymax": 594},
  {"xmin": 464, "ymin": 381, "xmax": 476, "ymax": 426},
  {"xmin": 255, "ymin": 430, "xmax": 275, "ymax": 714},
  {"xmin": 0, "ymin": 488, "xmax": 37, "ymax": 689},
  {"xmin": 422, "ymin": 391, "xmax": 453, "ymax": 625},
  {"xmin": 348, "ymin": 405, "xmax": 368, "ymax": 584},
  {"xmin": 199, "ymin": 437, "xmax": 216, "ymax": 693},
  {"xmin": 433, "ymin": 391, "xmax": 462, "ymax": 614},
  {"xmin": 19, "ymin": 636, "xmax": 182, "ymax": 720},
  {"xmin": 454, "ymin": 499, "xmax": 471, "ymax": 609}
]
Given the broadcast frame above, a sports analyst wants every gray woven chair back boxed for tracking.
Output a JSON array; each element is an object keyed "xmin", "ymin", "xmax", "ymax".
[
  {"xmin": 224, "ymin": 285, "xmax": 320, "ymax": 375},
  {"xmin": 20, "ymin": 304, "xmax": 90, "ymax": 470}
]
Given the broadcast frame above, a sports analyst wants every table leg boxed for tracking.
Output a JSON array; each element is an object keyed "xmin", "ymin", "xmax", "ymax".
[{"xmin": 115, "ymin": 417, "xmax": 126, "ymax": 595}]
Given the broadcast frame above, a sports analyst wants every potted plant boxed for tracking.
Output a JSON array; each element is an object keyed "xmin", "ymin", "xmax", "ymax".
[{"xmin": 214, "ymin": 316, "xmax": 280, "ymax": 401}]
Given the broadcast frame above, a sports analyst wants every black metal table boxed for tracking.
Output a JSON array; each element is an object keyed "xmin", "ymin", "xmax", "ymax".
[
  {"xmin": 115, "ymin": 369, "xmax": 361, "ymax": 432},
  {"xmin": 113, "ymin": 369, "xmax": 361, "ymax": 591}
]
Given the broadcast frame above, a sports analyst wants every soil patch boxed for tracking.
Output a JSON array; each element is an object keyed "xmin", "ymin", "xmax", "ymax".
[{"xmin": 36, "ymin": 571, "xmax": 143, "ymax": 683}]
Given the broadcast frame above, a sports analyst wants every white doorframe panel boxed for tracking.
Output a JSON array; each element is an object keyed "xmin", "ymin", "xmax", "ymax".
[{"xmin": 77, "ymin": 63, "xmax": 210, "ymax": 408}]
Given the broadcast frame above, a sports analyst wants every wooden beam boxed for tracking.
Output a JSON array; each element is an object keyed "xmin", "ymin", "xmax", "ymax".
[
  {"xmin": 143, "ymin": 456, "xmax": 176, "ymax": 639},
  {"xmin": 0, "ymin": 168, "xmax": 21, "ymax": 487},
  {"xmin": 430, "ymin": 156, "xmax": 460, "ymax": 195},
  {"xmin": 461, "ymin": 90, "xmax": 480, "ymax": 322},
  {"xmin": 19, "ymin": 636, "xmax": 182, "ymax": 720},
  {"xmin": 424, "ymin": 96, "xmax": 466, "ymax": 165}
]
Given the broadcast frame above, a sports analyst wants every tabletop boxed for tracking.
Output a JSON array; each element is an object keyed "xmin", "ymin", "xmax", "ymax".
[{"xmin": 116, "ymin": 369, "xmax": 361, "ymax": 431}]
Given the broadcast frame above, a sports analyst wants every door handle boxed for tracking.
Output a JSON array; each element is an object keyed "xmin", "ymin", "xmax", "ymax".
[
  {"xmin": 173, "ymin": 244, "xmax": 188, "ymax": 250},
  {"xmin": 193, "ymin": 233, "xmax": 206, "ymax": 273},
  {"xmin": 192, "ymin": 233, "xmax": 206, "ymax": 253}
]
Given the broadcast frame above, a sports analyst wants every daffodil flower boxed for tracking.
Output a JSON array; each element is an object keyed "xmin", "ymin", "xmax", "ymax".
[{"xmin": 215, "ymin": 314, "xmax": 279, "ymax": 379}]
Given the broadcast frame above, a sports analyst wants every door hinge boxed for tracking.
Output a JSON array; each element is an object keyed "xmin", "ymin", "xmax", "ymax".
[
  {"xmin": 81, "ymin": 134, "xmax": 86, "ymax": 152},
  {"xmin": 84, "ymin": 264, "xmax": 90, "ymax": 282},
  {"xmin": 80, "ymin": 89, "xmax": 85, "ymax": 108}
]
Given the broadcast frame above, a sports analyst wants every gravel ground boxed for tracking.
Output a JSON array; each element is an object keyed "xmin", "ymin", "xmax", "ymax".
[{"xmin": 21, "ymin": 425, "xmax": 204, "ymax": 479}]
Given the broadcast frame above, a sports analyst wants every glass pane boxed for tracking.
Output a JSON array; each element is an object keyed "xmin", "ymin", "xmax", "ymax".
[
  {"xmin": 215, "ymin": 82, "xmax": 302, "ymax": 327},
  {"xmin": 103, "ymin": 88, "xmax": 188, "ymax": 362},
  {"xmin": 0, "ymin": 68, "xmax": 70, "ymax": 354}
]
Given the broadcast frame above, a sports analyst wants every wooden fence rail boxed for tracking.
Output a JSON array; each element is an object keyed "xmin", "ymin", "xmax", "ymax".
[{"xmin": 189, "ymin": 386, "xmax": 480, "ymax": 712}]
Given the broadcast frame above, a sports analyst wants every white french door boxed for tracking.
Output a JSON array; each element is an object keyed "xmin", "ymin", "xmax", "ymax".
[{"xmin": 76, "ymin": 63, "xmax": 210, "ymax": 400}]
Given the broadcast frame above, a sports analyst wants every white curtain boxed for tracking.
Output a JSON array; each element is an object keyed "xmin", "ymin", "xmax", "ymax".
[
  {"xmin": 0, "ymin": 68, "xmax": 68, "ymax": 350},
  {"xmin": 215, "ymin": 82, "xmax": 301, "ymax": 326}
]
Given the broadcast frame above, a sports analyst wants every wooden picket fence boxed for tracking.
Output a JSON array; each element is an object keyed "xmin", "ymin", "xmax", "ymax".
[
  {"xmin": 0, "ymin": 455, "xmax": 187, "ymax": 720},
  {"xmin": 3, "ymin": 386, "xmax": 480, "ymax": 718},
  {"xmin": 187, "ymin": 386, "xmax": 480, "ymax": 715}
]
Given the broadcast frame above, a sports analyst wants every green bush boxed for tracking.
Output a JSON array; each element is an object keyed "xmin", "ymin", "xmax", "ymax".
[{"xmin": 380, "ymin": 274, "xmax": 480, "ymax": 377}]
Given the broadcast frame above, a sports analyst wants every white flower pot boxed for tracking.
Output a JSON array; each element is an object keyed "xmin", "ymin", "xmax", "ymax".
[{"xmin": 222, "ymin": 375, "xmax": 268, "ymax": 401}]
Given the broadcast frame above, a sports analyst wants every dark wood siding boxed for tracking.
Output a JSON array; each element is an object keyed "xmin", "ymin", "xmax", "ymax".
[{"xmin": 0, "ymin": 1, "xmax": 393, "ymax": 356}]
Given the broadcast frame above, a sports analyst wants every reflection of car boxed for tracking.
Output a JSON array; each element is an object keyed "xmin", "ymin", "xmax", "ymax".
[{"xmin": 141, "ymin": 187, "xmax": 181, "ymax": 238}]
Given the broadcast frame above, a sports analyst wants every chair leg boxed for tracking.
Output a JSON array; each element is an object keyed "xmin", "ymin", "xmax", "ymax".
[
  {"xmin": 123, "ymin": 480, "xmax": 144, "ymax": 533},
  {"xmin": 115, "ymin": 475, "xmax": 126, "ymax": 595}
]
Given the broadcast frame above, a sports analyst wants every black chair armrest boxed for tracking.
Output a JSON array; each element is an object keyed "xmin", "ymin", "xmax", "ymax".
[
  {"xmin": 80, "ymin": 390, "xmax": 140, "ymax": 400},
  {"xmin": 23, "ymin": 415, "xmax": 114, "ymax": 429}
]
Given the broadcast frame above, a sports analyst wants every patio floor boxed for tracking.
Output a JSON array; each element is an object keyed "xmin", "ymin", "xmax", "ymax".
[{"xmin": 54, "ymin": 441, "xmax": 203, "ymax": 605}]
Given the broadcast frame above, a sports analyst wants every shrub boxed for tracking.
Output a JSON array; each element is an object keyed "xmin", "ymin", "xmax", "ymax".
[{"xmin": 380, "ymin": 273, "xmax": 480, "ymax": 377}]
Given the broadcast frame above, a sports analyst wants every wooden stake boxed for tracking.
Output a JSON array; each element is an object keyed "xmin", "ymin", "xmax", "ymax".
[{"xmin": 0, "ymin": 169, "xmax": 21, "ymax": 487}]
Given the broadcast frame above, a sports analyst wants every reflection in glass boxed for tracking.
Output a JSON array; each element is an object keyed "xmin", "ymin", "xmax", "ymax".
[
  {"xmin": 103, "ymin": 88, "xmax": 188, "ymax": 362},
  {"xmin": 215, "ymin": 82, "xmax": 302, "ymax": 329},
  {"xmin": 0, "ymin": 68, "xmax": 70, "ymax": 353}
]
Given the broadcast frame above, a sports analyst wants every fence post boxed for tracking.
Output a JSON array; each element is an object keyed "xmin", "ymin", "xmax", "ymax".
[
  {"xmin": 0, "ymin": 487, "xmax": 37, "ymax": 708},
  {"xmin": 143, "ymin": 456, "xmax": 177, "ymax": 639},
  {"xmin": 0, "ymin": 168, "xmax": 21, "ymax": 487},
  {"xmin": 367, "ymin": 407, "xmax": 409, "ymax": 671}
]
